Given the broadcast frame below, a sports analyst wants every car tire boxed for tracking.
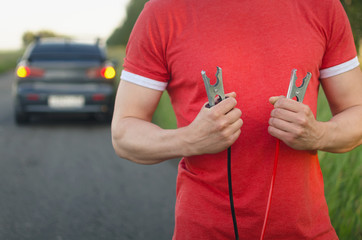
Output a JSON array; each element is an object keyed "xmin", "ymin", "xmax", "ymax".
[
  {"xmin": 93, "ymin": 112, "xmax": 112, "ymax": 123},
  {"xmin": 15, "ymin": 111, "xmax": 30, "ymax": 125},
  {"xmin": 14, "ymin": 98, "xmax": 30, "ymax": 125}
]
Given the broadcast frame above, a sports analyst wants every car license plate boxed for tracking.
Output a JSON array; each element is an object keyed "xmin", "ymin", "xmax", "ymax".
[{"xmin": 48, "ymin": 95, "xmax": 85, "ymax": 108}]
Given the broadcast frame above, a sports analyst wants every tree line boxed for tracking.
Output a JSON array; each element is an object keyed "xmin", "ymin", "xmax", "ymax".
[{"xmin": 22, "ymin": 30, "xmax": 71, "ymax": 47}]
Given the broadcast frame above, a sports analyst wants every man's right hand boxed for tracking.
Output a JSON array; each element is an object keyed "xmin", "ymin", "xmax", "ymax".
[{"xmin": 181, "ymin": 92, "xmax": 243, "ymax": 156}]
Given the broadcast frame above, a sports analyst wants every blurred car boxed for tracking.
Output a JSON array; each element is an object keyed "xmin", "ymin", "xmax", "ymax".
[{"xmin": 13, "ymin": 38, "xmax": 116, "ymax": 124}]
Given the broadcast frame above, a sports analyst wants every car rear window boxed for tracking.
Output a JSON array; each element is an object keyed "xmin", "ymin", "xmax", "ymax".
[{"xmin": 28, "ymin": 43, "xmax": 105, "ymax": 62}]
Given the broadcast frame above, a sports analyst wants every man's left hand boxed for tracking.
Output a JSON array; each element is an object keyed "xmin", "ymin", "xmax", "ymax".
[{"xmin": 268, "ymin": 96, "xmax": 324, "ymax": 151}]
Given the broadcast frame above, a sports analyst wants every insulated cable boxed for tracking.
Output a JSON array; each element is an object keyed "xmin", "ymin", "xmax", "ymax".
[
  {"xmin": 228, "ymin": 146, "xmax": 239, "ymax": 240},
  {"xmin": 259, "ymin": 139, "xmax": 280, "ymax": 240}
]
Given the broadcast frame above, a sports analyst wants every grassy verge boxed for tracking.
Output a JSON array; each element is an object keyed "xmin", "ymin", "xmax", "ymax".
[{"xmin": 0, "ymin": 49, "xmax": 23, "ymax": 74}]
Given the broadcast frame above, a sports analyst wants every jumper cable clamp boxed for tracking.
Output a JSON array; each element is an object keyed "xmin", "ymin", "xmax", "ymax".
[
  {"xmin": 201, "ymin": 66, "xmax": 226, "ymax": 107},
  {"xmin": 287, "ymin": 69, "xmax": 312, "ymax": 102},
  {"xmin": 201, "ymin": 67, "xmax": 239, "ymax": 240}
]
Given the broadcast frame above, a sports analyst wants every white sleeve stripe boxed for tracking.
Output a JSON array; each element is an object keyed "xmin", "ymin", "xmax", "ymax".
[
  {"xmin": 320, "ymin": 56, "xmax": 360, "ymax": 79},
  {"xmin": 120, "ymin": 70, "xmax": 167, "ymax": 91}
]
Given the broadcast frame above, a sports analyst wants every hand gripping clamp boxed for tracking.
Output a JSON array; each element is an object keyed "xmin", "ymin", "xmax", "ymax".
[
  {"xmin": 201, "ymin": 66, "xmax": 226, "ymax": 107},
  {"xmin": 287, "ymin": 69, "xmax": 312, "ymax": 103}
]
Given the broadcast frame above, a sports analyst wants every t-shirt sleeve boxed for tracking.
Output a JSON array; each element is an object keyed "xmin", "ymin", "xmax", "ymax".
[
  {"xmin": 122, "ymin": 1, "xmax": 170, "ymax": 91},
  {"xmin": 320, "ymin": 0, "xmax": 360, "ymax": 79}
]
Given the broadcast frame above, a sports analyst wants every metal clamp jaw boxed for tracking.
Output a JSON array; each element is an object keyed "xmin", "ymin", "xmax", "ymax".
[
  {"xmin": 202, "ymin": 67, "xmax": 311, "ymax": 106},
  {"xmin": 287, "ymin": 69, "xmax": 312, "ymax": 103},
  {"xmin": 201, "ymin": 66, "xmax": 226, "ymax": 107}
]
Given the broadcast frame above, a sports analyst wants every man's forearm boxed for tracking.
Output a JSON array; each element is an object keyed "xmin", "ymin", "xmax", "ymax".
[
  {"xmin": 318, "ymin": 105, "xmax": 362, "ymax": 153},
  {"xmin": 111, "ymin": 117, "xmax": 188, "ymax": 164}
]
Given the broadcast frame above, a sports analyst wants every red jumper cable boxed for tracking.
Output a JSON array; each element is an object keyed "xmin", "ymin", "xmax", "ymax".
[{"xmin": 260, "ymin": 69, "xmax": 311, "ymax": 239}]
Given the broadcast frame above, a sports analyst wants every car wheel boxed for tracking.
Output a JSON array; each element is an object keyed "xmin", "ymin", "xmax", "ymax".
[
  {"xmin": 15, "ymin": 111, "xmax": 30, "ymax": 125},
  {"xmin": 93, "ymin": 112, "xmax": 112, "ymax": 123}
]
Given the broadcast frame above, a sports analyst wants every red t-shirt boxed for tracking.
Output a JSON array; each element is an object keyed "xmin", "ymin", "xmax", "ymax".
[{"xmin": 122, "ymin": 0, "xmax": 359, "ymax": 239}]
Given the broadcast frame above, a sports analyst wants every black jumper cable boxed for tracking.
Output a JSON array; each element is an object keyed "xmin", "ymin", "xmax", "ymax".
[{"xmin": 201, "ymin": 67, "xmax": 311, "ymax": 240}]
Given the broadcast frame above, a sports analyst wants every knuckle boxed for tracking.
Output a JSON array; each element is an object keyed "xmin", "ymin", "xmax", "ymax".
[
  {"xmin": 220, "ymin": 129, "xmax": 230, "ymax": 139},
  {"xmin": 228, "ymin": 132, "xmax": 239, "ymax": 145},
  {"xmin": 285, "ymin": 135, "xmax": 296, "ymax": 145},
  {"xmin": 268, "ymin": 118, "xmax": 274, "ymax": 126},
  {"xmin": 229, "ymin": 97, "xmax": 237, "ymax": 105},
  {"xmin": 297, "ymin": 116, "xmax": 308, "ymax": 126},
  {"xmin": 276, "ymin": 98, "xmax": 286, "ymax": 108},
  {"xmin": 216, "ymin": 120, "xmax": 228, "ymax": 131},
  {"xmin": 238, "ymin": 119, "xmax": 244, "ymax": 127},
  {"xmin": 228, "ymin": 138, "xmax": 236, "ymax": 146},
  {"xmin": 209, "ymin": 110, "xmax": 220, "ymax": 120},
  {"xmin": 235, "ymin": 108, "xmax": 242, "ymax": 118},
  {"xmin": 294, "ymin": 127, "xmax": 304, "ymax": 137},
  {"xmin": 270, "ymin": 109, "xmax": 276, "ymax": 117},
  {"xmin": 274, "ymin": 108, "xmax": 281, "ymax": 116},
  {"xmin": 298, "ymin": 103, "xmax": 310, "ymax": 114},
  {"xmin": 236, "ymin": 129, "xmax": 242, "ymax": 137},
  {"xmin": 224, "ymin": 97, "xmax": 236, "ymax": 108},
  {"xmin": 268, "ymin": 126, "xmax": 277, "ymax": 137},
  {"xmin": 302, "ymin": 105, "xmax": 310, "ymax": 115}
]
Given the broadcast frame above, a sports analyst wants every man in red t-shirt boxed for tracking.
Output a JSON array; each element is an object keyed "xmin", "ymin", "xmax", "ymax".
[{"xmin": 111, "ymin": 0, "xmax": 362, "ymax": 239}]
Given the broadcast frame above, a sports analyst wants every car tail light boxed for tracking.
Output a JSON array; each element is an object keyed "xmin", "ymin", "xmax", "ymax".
[
  {"xmin": 92, "ymin": 94, "xmax": 106, "ymax": 101},
  {"xmin": 87, "ymin": 66, "xmax": 116, "ymax": 80},
  {"xmin": 16, "ymin": 66, "xmax": 30, "ymax": 78},
  {"xmin": 26, "ymin": 94, "xmax": 40, "ymax": 101},
  {"xmin": 16, "ymin": 65, "xmax": 44, "ymax": 78},
  {"xmin": 101, "ymin": 66, "xmax": 116, "ymax": 79}
]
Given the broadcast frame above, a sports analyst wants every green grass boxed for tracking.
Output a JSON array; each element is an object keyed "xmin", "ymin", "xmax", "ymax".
[
  {"xmin": 0, "ymin": 49, "xmax": 23, "ymax": 74},
  {"xmin": 152, "ymin": 92, "xmax": 177, "ymax": 129}
]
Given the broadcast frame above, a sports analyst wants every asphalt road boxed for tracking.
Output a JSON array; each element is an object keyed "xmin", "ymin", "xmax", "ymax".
[{"xmin": 0, "ymin": 72, "xmax": 179, "ymax": 240}]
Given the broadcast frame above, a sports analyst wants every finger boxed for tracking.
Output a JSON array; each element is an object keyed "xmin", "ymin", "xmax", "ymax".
[
  {"xmin": 274, "ymin": 97, "xmax": 303, "ymax": 113},
  {"xmin": 229, "ymin": 128, "xmax": 242, "ymax": 145},
  {"xmin": 269, "ymin": 117, "xmax": 297, "ymax": 133},
  {"xmin": 231, "ymin": 118, "xmax": 244, "ymax": 132},
  {"xmin": 222, "ymin": 119, "xmax": 243, "ymax": 143},
  {"xmin": 270, "ymin": 107, "xmax": 298, "ymax": 123},
  {"xmin": 226, "ymin": 108, "xmax": 242, "ymax": 122},
  {"xmin": 268, "ymin": 125, "xmax": 289, "ymax": 141},
  {"xmin": 213, "ymin": 96, "xmax": 237, "ymax": 115}
]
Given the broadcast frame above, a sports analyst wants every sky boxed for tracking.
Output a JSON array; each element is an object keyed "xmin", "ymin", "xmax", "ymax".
[{"xmin": 0, "ymin": 0, "xmax": 131, "ymax": 50}]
